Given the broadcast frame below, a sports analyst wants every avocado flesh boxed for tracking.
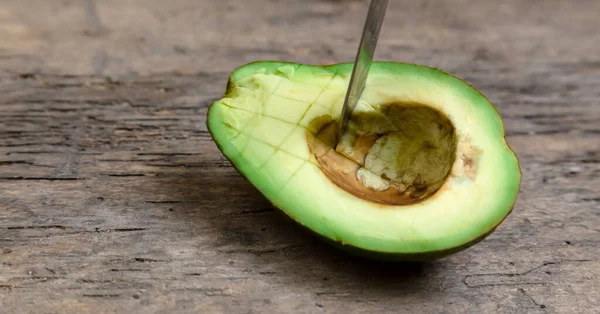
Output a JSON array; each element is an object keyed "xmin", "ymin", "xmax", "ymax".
[{"xmin": 207, "ymin": 61, "xmax": 521, "ymax": 261}]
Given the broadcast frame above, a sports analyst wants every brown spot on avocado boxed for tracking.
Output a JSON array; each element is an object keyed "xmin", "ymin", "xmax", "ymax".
[
  {"xmin": 462, "ymin": 155, "xmax": 473, "ymax": 167},
  {"xmin": 306, "ymin": 102, "xmax": 458, "ymax": 206}
]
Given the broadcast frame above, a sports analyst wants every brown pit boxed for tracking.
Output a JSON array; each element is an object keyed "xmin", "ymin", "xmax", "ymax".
[{"xmin": 306, "ymin": 102, "xmax": 458, "ymax": 206}]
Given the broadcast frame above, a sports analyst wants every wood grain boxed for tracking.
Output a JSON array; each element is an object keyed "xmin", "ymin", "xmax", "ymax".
[{"xmin": 1, "ymin": 0, "xmax": 599, "ymax": 313}]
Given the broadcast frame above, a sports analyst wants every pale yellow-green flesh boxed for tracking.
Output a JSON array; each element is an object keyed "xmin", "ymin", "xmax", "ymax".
[{"xmin": 207, "ymin": 62, "xmax": 521, "ymax": 255}]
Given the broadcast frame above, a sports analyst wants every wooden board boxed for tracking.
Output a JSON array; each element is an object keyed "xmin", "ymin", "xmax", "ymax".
[{"xmin": 1, "ymin": 0, "xmax": 599, "ymax": 313}]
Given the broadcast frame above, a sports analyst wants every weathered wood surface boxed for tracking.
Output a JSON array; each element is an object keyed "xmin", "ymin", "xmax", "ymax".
[{"xmin": 1, "ymin": 0, "xmax": 599, "ymax": 313}]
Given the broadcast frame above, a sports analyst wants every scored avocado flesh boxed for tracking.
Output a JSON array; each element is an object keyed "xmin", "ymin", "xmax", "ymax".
[{"xmin": 207, "ymin": 61, "xmax": 521, "ymax": 260}]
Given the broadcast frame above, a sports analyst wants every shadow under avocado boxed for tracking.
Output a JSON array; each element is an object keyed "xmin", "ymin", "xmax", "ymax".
[{"xmin": 155, "ymin": 160, "xmax": 435, "ymax": 293}]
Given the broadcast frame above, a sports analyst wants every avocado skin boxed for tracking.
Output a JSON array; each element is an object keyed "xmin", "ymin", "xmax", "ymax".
[
  {"xmin": 312, "ymin": 219, "xmax": 505, "ymax": 262},
  {"xmin": 206, "ymin": 60, "xmax": 521, "ymax": 262}
]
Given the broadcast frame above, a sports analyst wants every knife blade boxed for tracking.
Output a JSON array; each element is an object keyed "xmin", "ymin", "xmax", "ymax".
[{"xmin": 339, "ymin": 0, "xmax": 388, "ymax": 140}]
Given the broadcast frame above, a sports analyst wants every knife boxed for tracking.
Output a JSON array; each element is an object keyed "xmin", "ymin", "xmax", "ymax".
[{"xmin": 339, "ymin": 0, "xmax": 389, "ymax": 141}]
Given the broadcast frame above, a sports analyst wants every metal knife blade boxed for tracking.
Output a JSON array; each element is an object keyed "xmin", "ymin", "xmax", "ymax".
[{"xmin": 339, "ymin": 0, "xmax": 388, "ymax": 140}]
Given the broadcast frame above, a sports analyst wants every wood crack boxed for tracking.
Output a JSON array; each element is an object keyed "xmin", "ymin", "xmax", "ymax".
[
  {"xmin": 463, "ymin": 259, "xmax": 594, "ymax": 288},
  {"xmin": 102, "ymin": 173, "xmax": 146, "ymax": 177},
  {"xmin": 0, "ymin": 160, "xmax": 56, "ymax": 168},
  {"xmin": 224, "ymin": 208, "xmax": 276, "ymax": 217},
  {"xmin": 0, "ymin": 176, "xmax": 83, "ymax": 180},
  {"xmin": 4, "ymin": 225, "xmax": 69, "ymax": 230},
  {"xmin": 82, "ymin": 294, "xmax": 122, "ymax": 298},
  {"xmin": 219, "ymin": 244, "xmax": 307, "ymax": 255}
]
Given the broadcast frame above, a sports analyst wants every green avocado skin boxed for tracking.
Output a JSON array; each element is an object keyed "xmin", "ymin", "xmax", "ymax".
[{"xmin": 207, "ymin": 60, "xmax": 521, "ymax": 262}]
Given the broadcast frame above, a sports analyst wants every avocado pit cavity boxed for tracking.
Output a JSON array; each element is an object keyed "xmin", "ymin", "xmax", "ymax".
[{"xmin": 306, "ymin": 103, "xmax": 458, "ymax": 205}]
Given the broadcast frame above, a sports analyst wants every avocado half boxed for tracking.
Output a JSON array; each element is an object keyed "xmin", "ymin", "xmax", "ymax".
[{"xmin": 207, "ymin": 61, "xmax": 521, "ymax": 261}]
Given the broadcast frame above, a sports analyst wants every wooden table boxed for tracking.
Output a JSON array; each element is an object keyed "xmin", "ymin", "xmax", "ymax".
[{"xmin": 1, "ymin": 0, "xmax": 599, "ymax": 312}]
